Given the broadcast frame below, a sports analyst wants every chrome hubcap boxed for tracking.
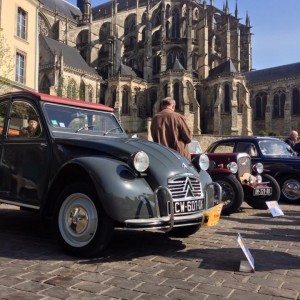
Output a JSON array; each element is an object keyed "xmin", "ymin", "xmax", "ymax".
[
  {"xmin": 59, "ymin": 193, "xmax": 98, "ymax": 247},
  {"xmin": 282, "ymin": 179, "xmax": 300, "ymax": 200}
]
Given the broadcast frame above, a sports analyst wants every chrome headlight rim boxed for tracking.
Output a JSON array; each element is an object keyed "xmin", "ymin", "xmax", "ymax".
[
  {"xmin": 253, "ymin": 162, "xmax": 264, "ymax": 174},
  {"xmin": 132, "ymin": 151, "xmax": 150, "ymax": 173},
  {"xmin": 199, "ymin": 154, "xmax": 210, "ymax": 171},
  {"xmin": 227, "ymin": 162, "xmax": 238, "ymax": 174}
]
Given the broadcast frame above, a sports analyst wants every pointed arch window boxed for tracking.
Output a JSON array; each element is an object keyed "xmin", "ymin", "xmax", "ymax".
[
  {"xmin": 223, "ymin": 84, "xmax": 230, "ymax": 113},
  {"xmin": 171, "ymin": 8, "xmax": 180, "ymax": 38},
  {"xmin": 79, "ymin": 81, "xmax": 86, "ymax": 100},
  {"xmin": 40, "ymin": 75, "xmax": 50, "ymax": 94},
  {"xmin": 273, "ymin": 91, "xmax": 285, "ymax": 118},
  {"xmin": 163, "ymin": 83, "xmax": 168, "ymax": 97},
  {"xmin": 67, "ymin": 79, "xmax": 78, "ymax": 99},
  {"xmin": 153, "ymin": 56, "xmax": 161, "ymax": 75},
  {"xmin": 88, "ymin": 85, "xmax": 93, "ymax": 102},
  {"xmin": 255, "ymin": 92, "xmax": 267, "ymax": 120},
  {"xmin": 166, "ymin": 21, "xmax": 170, "ymax": 39},
  {"xmin": 173, "ymin": 82, "xmax": 180, "ymax": 111},
  {"xmin": 292, "ymin": 87, "xmax": 300, "ymax": 115},
  {"xmin": 122, "ymin": 88, "xmax": 130, "ymax": 115},
  {"xmin": 167, "ymin": 48, "xmax": 185, "ymax": 69},
  {"xmin": 237, "ymin": 85, "xmax": 243, "ymax": 113}
]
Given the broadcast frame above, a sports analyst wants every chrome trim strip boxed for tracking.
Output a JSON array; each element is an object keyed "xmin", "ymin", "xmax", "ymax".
[{"xmin": 0, "ymin": 199, "xmax": 40, "ymax": 210}]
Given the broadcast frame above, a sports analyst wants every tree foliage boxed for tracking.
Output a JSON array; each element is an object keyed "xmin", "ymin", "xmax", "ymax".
[{"xmin": 0, "ymin": 31, "xmax": 14, "ymax": 93}]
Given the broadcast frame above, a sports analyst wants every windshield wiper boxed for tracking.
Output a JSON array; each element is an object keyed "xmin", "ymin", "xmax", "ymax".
[
  {"xmin": 103, "ymin": 127, "xmax": 121, "ymax": 136},
  {"xmin": 75, "ymin": 125, "xmax": 95, "ymax": 133}
]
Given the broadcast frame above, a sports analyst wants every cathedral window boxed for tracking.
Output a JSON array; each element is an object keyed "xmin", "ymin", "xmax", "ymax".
[
  {"xmin": 167, "ymin": 48, "xmax": 185, "ymax": 69},
  {"xmin": 223, "ymin": 84, "xmax": 231, "ymax": 113},
  {"xmin": 163, "ymin": 83, "xmax": 168, "ymax": 97},
  {"xmin": 77, "ymin": 30, "xmax": 89, "ymax": 62},
  {"xmin": 237, "ymin": 85, "xmax": 243, "ymax": 113},
  {"xmin": 122, "ymin": 88, "xmax": 130, "ymax": 115},
  {"xmin": 173, "ymin": 82, "xmax": 181, "ymax": 111},
  {"xmin": 273, "ymin": 92, "xmax": 285, "ymax": 118},
  {"xmin": 171, "ymin": 8, "xmax": 180, "ymax": 38},
  {"xmin": 111, "ymin": 89, "xmax": 117, "ymax": 108},
  {"xmin": 149, "ymin": 89, "xmax": 157, "ymax": 116},
  {"xmin": 166, "ymin": 21, "xmax": 170, "ymax": 39},
  {"xmin": 88, "ymin": 85, "xmax": 94, "ymax": 102},
  {"xmin": 255, "ymin": 92, "xmax": 267, "ymax": 120},
  {"xmin": 153, "ymin": 56, "xmax": 161, "ymax": 75},
  {"xmin": 292, "ymin": 88, "xmax": 300, "ymax": 115},
  {"xmin": 79, "ymin": 81, "xmax": 86, "ymax": 100},
  {"xmin": 67, "ymin": 80, "xmax": 78, "ymax": 99},
  {"xmin": 166, "ymin": 5, "xmax": 170, "ymax": 19},
  {"xmin": 99, "ymin": 22, "xmax": 111, "ymax": 42},
  {"xmin": 40, "ymin": 75, "xmax": 50, "ymax": 94}
]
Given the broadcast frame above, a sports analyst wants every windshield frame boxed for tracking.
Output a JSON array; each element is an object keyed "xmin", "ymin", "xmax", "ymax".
[{"xmin": 41, "ymin": 102, "xmax": 127, "ymax": 138}]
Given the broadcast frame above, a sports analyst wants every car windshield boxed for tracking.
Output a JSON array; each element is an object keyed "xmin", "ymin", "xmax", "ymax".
[
  {"xmin": 43, "ymin": 103, "xmax": 125, "ymax": 136},
  {"xmin": 258, "ymin": 140, "xmax": 294, "ymax": 156}
]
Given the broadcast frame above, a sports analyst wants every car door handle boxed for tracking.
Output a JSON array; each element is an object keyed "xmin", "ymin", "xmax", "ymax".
[{"xmin": 39, "ymin": 143, "xmax": 47, "ymax": 148}]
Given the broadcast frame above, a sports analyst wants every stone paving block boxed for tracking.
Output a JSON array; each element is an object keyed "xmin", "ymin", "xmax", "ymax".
[
  {"xmin": 130, "ymin": 273, "xmax": 166, "ymax": 285},
  {"xmin": 72, "ymin": 281, "xmax": 110, "ymax": 294},
  {"xmin": 158, "ymin": 269, "xmax": 194, "ymax": 280},
  {"xmin": 103, "ymin": 268, "xmax": 139, "ymax": 279},
  {"xmin": 0, "ymin": 285, "xmax": 16, "ymax": 298},
  {"xmin": 19, "ymin": 271, "xmax": 55, "ymax": 283},
  {"xmin": 13, "ymin": 280, "xmax": 50, "ymax": 293},
  {"xmin": 259, "ymin": 286, "xmax": 299, "ymax": 299},
  {"xmin": 167, "ymin": 288, "xmax": 207, "ymax": 300},
  {"xmin": 105, "ymin": 276, "xmax": 143, "ymax": 290},
  {"xmin": 134, "ymin": 282, "xmax": 172, "ymax": 296},
  {"xmin": 75, "ymin": 272, "xmax": 112, "ymax": 284},
  {"xmin": 160, "ymin": 278, "xmax": 199, "ymax": 291},
  {"xmin": 39, "ymin": 286, "xmax": 81, "ymax": 299},
  {"xmin": 281, "ymin": 281, "xmax": 300, "ymax": 292},
  {"xmin": 230, "ymin": 289, "xmax": 272, "ymax": 299},
  {"xmin": 102, "ymin": 286, "xmax": 143, "ymax": 299},
  {"xmin": 0, "ymin": 276, "xmax": 25, "ymax": 287},
  {"xmin": 249, "ymin": 276, "xmax": 284, "ymax": 288},
  {"xmin": 3, "ymin": 291, "xmax": 44, "ymax": 300},
  {"xmin": 44, "ymin": 275, "xmax": 82, "ymax": 288},
  {"xmin": 195, "ymin": 283, "xmax": 233, "ymax": 297}
]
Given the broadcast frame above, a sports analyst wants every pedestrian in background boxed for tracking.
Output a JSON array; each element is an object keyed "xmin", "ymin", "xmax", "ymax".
[
  {"xmin": 150, "ymin": 97, "xmax": 192, "ymax": 159},
  {"xmin": 284, "ymin": 130, "xmax": 299, "ymax": 150}
]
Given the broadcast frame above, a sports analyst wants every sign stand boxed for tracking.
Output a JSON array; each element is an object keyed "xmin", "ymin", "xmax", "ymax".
[
  {"xmin": 237, "ymin": 233, "xmax": 255, "ymax": 273},
  {"xmin": 266, "ymin": 201, "xmax": 284, "ymax": 217}
]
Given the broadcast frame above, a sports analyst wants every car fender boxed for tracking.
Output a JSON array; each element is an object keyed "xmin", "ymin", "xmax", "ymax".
[
  {"xmin": 208, "ymin": 168, "xmax": 232, "ymax": 176},
  {"xmin": 48, "ymin": 157, "xmax": 156, "ymax": 223}
]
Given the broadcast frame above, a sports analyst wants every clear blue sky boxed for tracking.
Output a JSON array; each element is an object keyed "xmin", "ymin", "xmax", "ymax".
[{"xmin": 69, "ymin": 0, "xmax": 300, "ymax": 70}]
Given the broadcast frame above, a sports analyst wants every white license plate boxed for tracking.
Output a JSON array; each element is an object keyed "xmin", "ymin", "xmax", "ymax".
[
  {"xmin": 253, "ymin": 187, "xmax": 272, "ymax": 196},
  {"xmin": 173, "ymin": 199, "xmax": 203, "ymax": 214}
]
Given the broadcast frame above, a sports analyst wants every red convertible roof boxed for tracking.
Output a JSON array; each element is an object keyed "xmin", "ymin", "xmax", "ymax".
[{"xmin": 34, "ymin": 91, "xmax": 114, "ymax": 112}]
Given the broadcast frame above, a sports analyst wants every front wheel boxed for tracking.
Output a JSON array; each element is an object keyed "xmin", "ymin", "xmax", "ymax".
[
  {"xmin": 55, "ymin": 183, "xmax": 114, "ymax": 257},
  {"xmin": 166, "ymin": 224, "xmax": 201, "ymax": 238},
  {"xmin": 212, "ymin": 174, "xmax": 244, "ymax": 215},
  {"xmin": 244, "ymin": 174, "xmax": 280, "ymax": 209},
  {"xmin": 279, "ymin": 175, "xmax": 300, "ymax": 204}
]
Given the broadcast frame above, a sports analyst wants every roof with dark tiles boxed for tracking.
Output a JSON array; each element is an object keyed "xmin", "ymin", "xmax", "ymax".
[
  {"xmin": 245, "ymin": 62, "xmax": 300, "ymax": 84},
  {"xmin": 209, "ymin": 59, "xmax": 238, "ymax": 77},
  {"xmin": 40, "ymin": 0, "xmax": 81, "ymax": 21},
  {"xmin": 42, "ymin": 36, "xmax": 99, "ymax": 76}
]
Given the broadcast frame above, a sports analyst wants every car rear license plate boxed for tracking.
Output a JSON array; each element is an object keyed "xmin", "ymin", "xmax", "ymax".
[
  {"xmin": 173, "ymin": 199, "xmax": 203, "ymax": 214},
  {"xmin": 253, "ymin": 187, "xmax": 272, "ymax": 196}
]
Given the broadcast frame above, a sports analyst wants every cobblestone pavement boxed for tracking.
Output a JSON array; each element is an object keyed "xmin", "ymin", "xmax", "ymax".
[{"xmin": 0, "ymin": 203, "xmax": 298, "ymax": 300}]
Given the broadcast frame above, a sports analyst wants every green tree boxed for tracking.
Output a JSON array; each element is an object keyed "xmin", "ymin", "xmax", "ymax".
[{"xmin": 0, "ymin": 31, "xmax": 14, "ymax": 94}]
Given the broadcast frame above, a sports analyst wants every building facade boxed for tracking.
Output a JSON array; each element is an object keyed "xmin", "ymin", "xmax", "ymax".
[
  {"xmin": 0, "ymin": 0, "xmax": 39, "ymax": 93},
  {"xmin": 37, "ymin": 0, "xmax": 300, "ymax": 136}
]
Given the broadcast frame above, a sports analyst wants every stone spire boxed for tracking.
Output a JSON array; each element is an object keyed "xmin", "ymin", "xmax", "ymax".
[
  {"xmin": 225, "ymin": 0, "xmax": 229, "ymax": 15},
  {"xmin": 77, "ymin": 0, "xmax": 91, "ymax": 23},
  {"xmin": 246, "ymin": 11, "xmax": 251, "ymax": 27},
  {"xmin": 235, "ymin": 0, "xmax": 238, "ymax": 18}
]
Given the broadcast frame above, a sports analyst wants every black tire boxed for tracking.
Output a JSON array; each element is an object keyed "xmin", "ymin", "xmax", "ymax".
[
  {"xmin": 54, "ymin": 182, "xmax": 114, "ymax": 258},
  {"xmin": 212, "ymin": 174, "xmax": 244, "ymax": 215},
  {"xmin": 279, "ymin": 175, "xmax": 300, "ymax": 204},
  {"xmin": 167, "ymin": 224, "xmax": 201, "ymax": 238},
  {"xmin": 244, "ymin": 174, "xmax": 280, "ymax": 209}
]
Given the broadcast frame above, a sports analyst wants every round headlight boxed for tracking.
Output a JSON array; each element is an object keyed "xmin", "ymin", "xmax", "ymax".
[
  {"xmin": 133, "ymin": 151, "xmax": 149, "ymax": 173},
  {"xmin": 227, "ymin": 162, "xmax": 238, "ymax": 174},
  {"xmin": 253, "ymin": 162, "xmax": 264, "ymax": 174},
  {"xmin": 199, "ymin": 154, "xmax": 209, "ymax": 171}
]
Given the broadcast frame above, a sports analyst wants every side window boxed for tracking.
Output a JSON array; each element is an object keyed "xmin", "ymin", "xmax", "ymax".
[
  {"xmin": 213, "ymin": 143, "xmax": 235, "ymax": 153},
  {"xmin": 8, "ymin": 101, "xmax": 42, "ymax": 138},
  {"xmin": 0, "ymin": 101, "xmax": 8, "ymax": 136},
  {"xmin": 236, "ymin": 142, "xmax": 258, "ymax": 157}
]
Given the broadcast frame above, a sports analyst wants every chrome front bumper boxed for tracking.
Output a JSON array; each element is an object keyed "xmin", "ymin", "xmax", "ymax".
[{"xmin": 124, "ymin": 182, "xmax": 222, "ymax": 232}]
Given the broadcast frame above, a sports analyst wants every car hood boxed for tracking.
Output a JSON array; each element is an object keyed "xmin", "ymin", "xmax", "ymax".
[{"xmin": 54, "ymin": 137, "xmax": 199, "ymax": 185}]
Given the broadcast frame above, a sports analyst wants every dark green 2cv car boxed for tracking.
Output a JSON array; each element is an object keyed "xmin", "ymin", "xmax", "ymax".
[{"xmin": 0, "ymin": 91, "xmax": 221, "ymax": 257}]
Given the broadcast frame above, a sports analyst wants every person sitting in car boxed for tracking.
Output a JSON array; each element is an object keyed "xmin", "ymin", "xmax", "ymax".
[{"xmin": 20, "ymin": 115, "xmax": 41, "ymax": 138}]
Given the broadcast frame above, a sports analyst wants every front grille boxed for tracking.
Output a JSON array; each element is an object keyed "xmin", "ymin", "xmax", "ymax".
[
  {"xmin": 168, "ymin": 175, "xmax": 203, "ymax": 201},
  {"xmin": 237, "ymin": 154, "xmax": 251, "ymax": 178}
]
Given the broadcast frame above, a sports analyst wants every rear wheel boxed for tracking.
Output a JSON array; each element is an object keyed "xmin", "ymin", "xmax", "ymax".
[
  {"xmin": 55, "ymin": 182, "xmax": 114, "ymax": 257},
  {"xmin": 167, "ymin": 224, "xmax": 201, "ymax": 238},
  {"xmin": 212, "ymin": 174, "xmax": 244, "ymax": 215},
  {"xmin": 244, "ymin": 174, "xmax": 280, "ymax": 209},
  {"xmin": 279, "ymin": 175, "xmax": 300, "ymax": 203}
]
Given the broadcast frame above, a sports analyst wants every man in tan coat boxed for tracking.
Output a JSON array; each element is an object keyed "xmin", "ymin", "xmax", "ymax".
[{"xmin": 151, "ymin": 97, "xmax": 192, "ymax": 159}]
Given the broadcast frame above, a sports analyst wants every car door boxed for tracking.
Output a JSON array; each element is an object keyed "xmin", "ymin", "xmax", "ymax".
[{"xmin": 0, "ymin": 98, "xmax": 51, "ymax": 207}]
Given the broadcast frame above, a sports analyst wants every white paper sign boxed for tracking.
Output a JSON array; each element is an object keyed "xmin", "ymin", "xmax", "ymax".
[
  {"xmin": 237, "ymin": 233, "xmax": 255, "ymax": 271},
  {"xmin": 266, "ymin": 201, "xmax": 284, "ymax": 217}
]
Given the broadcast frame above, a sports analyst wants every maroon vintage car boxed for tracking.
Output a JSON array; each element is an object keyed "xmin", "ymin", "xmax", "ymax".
[{"xmin": 189, "ymin": 141, "xmax": 280, "ymax": 215}]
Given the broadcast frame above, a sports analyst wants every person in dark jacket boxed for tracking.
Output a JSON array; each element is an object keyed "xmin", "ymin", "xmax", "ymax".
[
  {"xmin": 150, "ymin": 97, "xmax": 192, "ymax": 159},
  {"xmin": 20, "ymin": 115, "xmax": 41, "ymax": 138},
  {"xmin": 284, "ymin": 130, "xmax": 298, "ymax": 150}
]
